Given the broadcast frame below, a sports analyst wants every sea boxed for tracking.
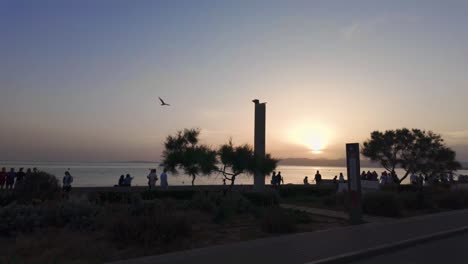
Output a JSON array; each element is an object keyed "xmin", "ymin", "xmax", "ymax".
[{"xmin": 2, "ymin": 162, "xmax": 468, "ymax": 187}]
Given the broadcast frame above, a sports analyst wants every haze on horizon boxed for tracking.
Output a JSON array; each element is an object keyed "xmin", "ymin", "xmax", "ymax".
[{"xmin": 1, "ymin": 0, "xmax": 468, "ymax": 163}]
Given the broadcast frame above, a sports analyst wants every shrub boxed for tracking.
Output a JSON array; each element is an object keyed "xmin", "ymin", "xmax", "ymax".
[
  {"xmin": 0, "ymin": 192, "xmax": 16, "ymax": 206},
  {"xmin": 15, "ymin": 171, "xmax": 61, "ymax": 203},
  {"xmin": 0, "ymin": 200, "xmax": 100, "ymax": 236},
  {"xmin": 93, "ymin": 192, "xmax": 141, "ymax": 204},
  {"xmin": 106, "ymin": 201, "xmax": 191, "ymax": 248},
  {"xmin": 243, "ymin": 191, "xmax": 280, "ymax": 207},
  {"xmin": 397, "ymin": 191, "xmax": 434, "ymax": 210},
  {"xmin": 141, "ymin": 190, "xmax": 196, "ymax": 200},
  {"xmin": 362, "ymin": 192, "xmax": 402, "ymax": 217},
  {"xmin": 260, "ymin": 207, "xmax": 296, "ymax": 233},
  {"xmin": 278, "ymin": 186, "xmax": 335, "ymax": 198},
  {"xmin": 436, "ymin": 191, "xmax": 468, "ymax": 210}
]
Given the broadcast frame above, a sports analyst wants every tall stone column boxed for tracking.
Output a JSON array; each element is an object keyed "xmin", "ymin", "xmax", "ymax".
[{"xmin": 253, "ymin": 99, "xmax": 266, "ymax": 190}]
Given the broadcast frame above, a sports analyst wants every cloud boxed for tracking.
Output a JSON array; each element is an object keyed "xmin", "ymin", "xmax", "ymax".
[{"xmin": 341, "ymin": 14, "xmax": 422, "ymax": 40}]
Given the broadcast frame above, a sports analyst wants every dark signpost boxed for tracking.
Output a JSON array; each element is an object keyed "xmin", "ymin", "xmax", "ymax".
[{"xmin": 346, "ymin": 143, "xmax": 362, "ymax": 224}]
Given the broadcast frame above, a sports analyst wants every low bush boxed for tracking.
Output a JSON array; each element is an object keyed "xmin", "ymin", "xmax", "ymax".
[
  {"xmin": 243, "ymin": 191, "xmax": 280, "ymax": 207},
  {"xmin": 436, "ymin": 191, "xmax": 468, "ymax": 210},
  {"xmin": 260, "ymin": 207, "xmax": 296, "ymax": 233},
  {"xmin": 106, "ymin": 201, "xmax": 191, "ymax": 248},
  {"xmin": 0, "ymin": 192, "xmax": 16, "ymax": 206},
  {"xmin": 0, "ymin": 201, "xmax": 100, "ymax": 236},
  {"xmin": 362, "ymin": 192, "xmax": 402, "ymax": 217},
  {"xmin": 278, "ymin": 186, "xmax": 335, "ymax": 198},
  {"xmin": 397, "ymin": 191, "xmax": 434, "ymax": 210},
  {"xmin": 15, "ymin": 171, "xmax": 61, "ymax": 203},
  {"xmin": 321, "ymin": 192, "xmax": 350, "ymax": 210},
  {"xmin": 93, "ymin": 191, "xmax": 141, "ymax": 204},
  {"xmin": 141, "ymin": 190, "xmax": 196, "ymax": 200}
]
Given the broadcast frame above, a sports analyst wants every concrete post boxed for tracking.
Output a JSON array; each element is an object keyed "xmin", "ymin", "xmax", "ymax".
[{"xmin": 253, "ymin": 99, "xmax": 266, "ymax": 190}]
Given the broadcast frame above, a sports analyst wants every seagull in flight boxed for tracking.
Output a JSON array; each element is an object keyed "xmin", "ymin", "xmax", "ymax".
[{"xmin": 158, "ymin": 97, "xmax": 170, "ymax": 106}]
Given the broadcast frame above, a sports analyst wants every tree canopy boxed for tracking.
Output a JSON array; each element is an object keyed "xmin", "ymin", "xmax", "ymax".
[
  {"xmin": 161, "ymin": 129, "xmax": 279, "ymax": 187},
  {"xmin": 362, "ymin": 128, "xmax": 461, "ymax": 183},
  {"xmin": 218, "ymin": 140, "xmax": 278, "ymax": 188},
  {"xmin": 161, "ymin": 128, "xmax": 217, "ymax": 186}
]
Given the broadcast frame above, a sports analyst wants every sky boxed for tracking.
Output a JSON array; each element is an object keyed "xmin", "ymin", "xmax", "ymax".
[{"xmin": 1, "ymin": 0, "xmax": 468, "ymax": 162}]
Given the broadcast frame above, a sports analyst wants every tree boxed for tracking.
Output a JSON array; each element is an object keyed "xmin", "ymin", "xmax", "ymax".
[
  {"xmin": 218, "ymin": 140, "xmax": 278, "ymax": 189},
  {"xmin": 161, "ymin": 128, "xmax": 217, "ymax": 186},
  {"xmin": 362, "ymin": 128, "xmax": 461, "ymax": 184}
]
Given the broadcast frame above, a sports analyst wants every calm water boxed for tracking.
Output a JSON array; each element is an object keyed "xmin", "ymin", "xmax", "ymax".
[{"xmin": 2, "ymin": 162, "xmax": 467, "ymax": 187}]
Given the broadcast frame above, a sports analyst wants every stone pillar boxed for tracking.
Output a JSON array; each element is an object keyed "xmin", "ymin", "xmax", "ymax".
[{"xmin": 253, "ymin": 99, "xmax": 266, "ymax": 190}]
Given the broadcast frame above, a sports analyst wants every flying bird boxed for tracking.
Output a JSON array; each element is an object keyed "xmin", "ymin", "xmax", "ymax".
[{"xmin": 158, "ymin": 97, "xmax": 170, "ymax": 106}]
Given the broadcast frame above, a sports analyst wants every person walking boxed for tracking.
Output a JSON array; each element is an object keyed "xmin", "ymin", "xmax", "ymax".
[
  {"xmin": 62, "ymin": 171, "xmax": 73, "ymax": 193},
  {"xmin": 147, "ymin": 169, "xmax": 158, "ymax": 190},
  {"xmin": 0, "ymin": 167, "xmax": 6, "ymax": 189},
  {"xmin": 6, "ymin": 168, "xmax": 16, "ymax": 190},
  {"xmin": 160, "ymin": 168, "xmax": 168, "ymax": 190},
  {"xmin": 314, "ymin": 170, "xmax": 322, "ymax": 185}
]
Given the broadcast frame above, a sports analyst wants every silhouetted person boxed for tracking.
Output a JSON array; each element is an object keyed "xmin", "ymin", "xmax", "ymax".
[
  {"xmin": 361, "ymin": 171, "xmax": 366, "ymax": 180},
  {"xmin": 0, "ymin": 167, "xmax": 6, "ymax": 189},
  {"xmin": 118, "ymin": 175, "xmax": 125, "ymax": 186},
  {"xmin": 33, "ymin": 167, "xmax": 38, "ymax": 173},
  {"xmin": 124, "ymin": 174, "xmax": 133, "ymax": 187},
  {"xmin": 25, "ymin": 168, "xmax": 32, "ymax": 179},
  {"xmin": 15, "ymin": 168, "xmax": 26, "ymax": 189},
  {"xmin": 303, "ymin": 176, "xmax": 309, "ymax": 185},
  {"xmin": 339, "ymin": 173, "xmax": 345, "ymax": 183},
  {"xmin": 147, "ymin": 169, "xmax": 158, "ymax": 190},
  {"xmin": 314, "ymin": 170, "xmax": 322, "ymax": 184},
  {"xmin": 410, "ymin": 172, "xmax": 418, "ymax": 185},
  {"xmin": 372, "ymin": 171, "xmax": 378, "ymax": 181},
  {"xmin": 160, "ymin": 168, "xmax": 168, "ymax": 190},
  {"xmin": 223, "ymin": 179, "xmax": 226, "ymax": 185},
  {"xmin": 270, "ymin": 171, "xmax": 277, "ymax": 185},
  {"xmin": 333, "ymin": 175, "xmax": 338, "ymax": 184},
  {"xmin": 277, "ymin": 171, "xmax": 284, "ymax": 186},
  {"xmin": 6, "ymin": 168, "xmax": 16, "ymax": 190},
  {"xmin": 62, "ymin": 171, "xmax": 73, "ymax": 193}
]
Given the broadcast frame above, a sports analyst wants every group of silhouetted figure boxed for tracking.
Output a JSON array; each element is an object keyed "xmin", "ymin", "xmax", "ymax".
[
  {"xmin": 270, "ymin": 171, "xmax": 284, "ymax": 187},
  {"xmin": 0, "ymin": 167, "xmax": 35, "ymax": 190},
  {"xmin": 115, "ymin": 168, "xmax": 169, "ymax": 189}
]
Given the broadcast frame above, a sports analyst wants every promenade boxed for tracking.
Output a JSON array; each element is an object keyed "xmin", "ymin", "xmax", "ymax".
[{"xmin": 109, "ymin": 209, "xmax": 468, "ymax": 264}]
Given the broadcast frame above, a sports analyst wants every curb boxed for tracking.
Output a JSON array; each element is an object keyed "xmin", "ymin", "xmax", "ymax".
[{"xmin": 305, "ymin": 225, "xmax": 468, "ymax": 264}]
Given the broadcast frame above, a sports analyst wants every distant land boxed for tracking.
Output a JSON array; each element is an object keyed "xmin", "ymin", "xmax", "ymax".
[
  {"xmin": 279, "ymin": 158, "xmax": 378, "ymax": 167},
  {"xmin": 279, "ymin": 158, "xmax": 468, "ymax": 170}
]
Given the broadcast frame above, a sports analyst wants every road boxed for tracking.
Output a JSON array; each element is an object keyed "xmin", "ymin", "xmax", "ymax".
[{"xmin": 356, "ymin": 233, "xmax": 468, "ymax": 264}]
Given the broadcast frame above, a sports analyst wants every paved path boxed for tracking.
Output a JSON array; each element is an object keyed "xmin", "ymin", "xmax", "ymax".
[
  {"xmin": 108, "ymin": 209, "xmax": 468, "ymax": 264},
  {"xmin": 356, "ymin": 233, "xmax": 468, "ymax": 264},
  {"xmin": 281, "ymin": 204, "xmax": 393, "ymax": 223}
]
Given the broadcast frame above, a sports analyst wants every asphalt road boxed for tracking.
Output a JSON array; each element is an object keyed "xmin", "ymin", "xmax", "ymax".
[{"xmin": 355, "ymin": 233, "xmax": 468, "ymax": 264}]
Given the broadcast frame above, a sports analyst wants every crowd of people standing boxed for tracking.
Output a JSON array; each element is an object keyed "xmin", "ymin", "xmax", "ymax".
[
  {"xmin": 0, "ymin": 167, "xmax": 36, "ymax": 190},
  {"xmin": 115, "ymin": 168, "xmax": 169, "ymax": 190}
]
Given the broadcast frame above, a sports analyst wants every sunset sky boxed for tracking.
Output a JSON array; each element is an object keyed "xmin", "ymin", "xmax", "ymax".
[{"xmin": 1, "ymin": 0, "xmax": 468, "ymax": 162}]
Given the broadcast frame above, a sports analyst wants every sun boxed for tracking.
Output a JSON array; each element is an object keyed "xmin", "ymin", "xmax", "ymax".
[{"xmin": 287, "ymin": 123, "xmax": 331, "ymax": 155}]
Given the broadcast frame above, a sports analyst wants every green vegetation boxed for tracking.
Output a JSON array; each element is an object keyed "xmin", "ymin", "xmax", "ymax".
[
  {"xmin": 362, "ymin": 128, "xmax": 461, "ymax": 184},
  {"xmin": 161, "ymin": 128, "xmax": 279, "ymax": 187}
]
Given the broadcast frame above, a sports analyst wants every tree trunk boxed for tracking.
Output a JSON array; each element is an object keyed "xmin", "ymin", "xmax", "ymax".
[
  {"xmin": 229, "ymin": 175, "xmax": 236, "ymax": 190},
  {"xmin": 191, "ymin": 174, "xmax": 196, "ymax": 186},
  {"xmin": 399, "ymin": 170, "xmax": 411, "ymax": 184}
]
